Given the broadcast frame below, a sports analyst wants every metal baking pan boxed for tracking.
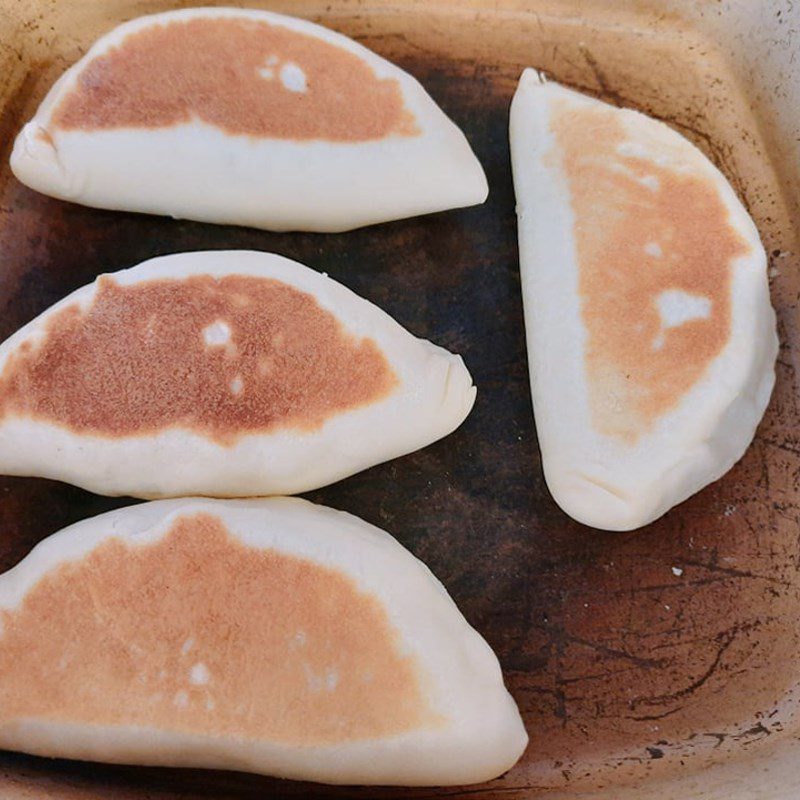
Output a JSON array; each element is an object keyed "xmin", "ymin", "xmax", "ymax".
[{"xmin": 0, "ymin": 1, "xmax": 798, "ymax": 797}]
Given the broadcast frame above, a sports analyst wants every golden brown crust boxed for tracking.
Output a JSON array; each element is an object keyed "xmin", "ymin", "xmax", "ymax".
[
  {"xmin": 550, "ymin": 101, "xmax": 746, "ymax": 440},
  {"xmin": 0, "ymin": 512, "xmax": 437, "ymax": 743},
  {"xmin": 0, "ymin": 274, "xmax": 398, "ymax": 443},
  {"xmin": 51, "ymin": 16, "xmax": 419, "ymax": 141}
]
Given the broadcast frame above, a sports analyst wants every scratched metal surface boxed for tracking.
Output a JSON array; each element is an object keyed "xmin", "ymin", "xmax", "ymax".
[{"xmin": 0, "ymin": 1, "xmax": 799, "ymax": 798}]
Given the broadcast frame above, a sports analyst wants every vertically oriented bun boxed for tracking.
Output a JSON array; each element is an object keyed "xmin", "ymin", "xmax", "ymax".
[
  {"xmin": 510, "ymin": 70, "xmax": 777, "ymax": 531},
  {"xmin": 11, "ymin": 7, "xmax": 488, "ymax": 231},
  {"xmin": 0, "ymin": 497, "xmax": 527, "ymax": 785},
  {"xmin": 0, "ymin": 250, "xmax": 476, "ymax": 497}
]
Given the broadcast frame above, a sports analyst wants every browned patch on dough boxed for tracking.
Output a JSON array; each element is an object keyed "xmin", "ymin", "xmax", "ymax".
[
  {"xmin": 0, "ymin": 512, "xmax": 437, "ymax": 743},
  {"xmin": 549, "ymin": 100, "xmax": 748, "ymax": 440},
  {"xmin": 0, "ymin": 274, "xmax": 398, "ymax": 444},
  {"xmin": 51, "ymin": 16, "xmax": 419, "ymax": 140}
]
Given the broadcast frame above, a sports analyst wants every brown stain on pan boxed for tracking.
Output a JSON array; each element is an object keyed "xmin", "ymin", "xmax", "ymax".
[
  {"xmin": 0, "ymin": 274, "xmax": 398, "ymax": 444},
  {"xmin": 549, "ymin": 100, "xmax": 748, "ymax": 441},
  {"xmin": 51, "ymin": 16, "xmax": 419, "ymax": 141},
  {"xmin": 0, "ymin": 512, "xmax": 437, "ymax": 743}
]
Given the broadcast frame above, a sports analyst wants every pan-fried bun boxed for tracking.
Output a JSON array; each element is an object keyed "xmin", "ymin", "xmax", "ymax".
[
  {"xmin": 510, "ymin": 70, "xmax": 777, "ymax": 530},
  {"xmin": 0, "ymin": 251, "xmax": 475, "ymax": 498},
  {"xmin": 0, "ymin": 497, "xmax": 527, "ymax": 785},
  {"xmin": 11, "ymin": 7, "xmax": 488, "ymax": 231}
]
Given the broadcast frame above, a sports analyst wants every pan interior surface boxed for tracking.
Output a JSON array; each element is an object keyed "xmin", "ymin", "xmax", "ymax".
[{"xmin": 0, "ymin": 1, "xmax": 798, "ymax": 798}]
